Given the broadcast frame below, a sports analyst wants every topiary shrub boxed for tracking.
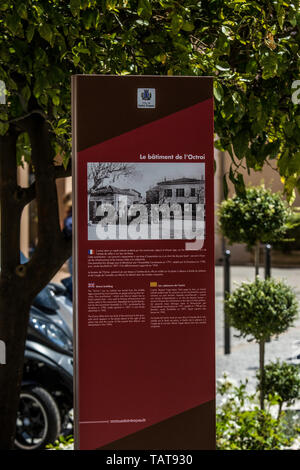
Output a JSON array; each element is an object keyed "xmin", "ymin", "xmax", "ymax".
[
  {"xmin": 224, "ymin": 277, "xmax": 298, "ymax": 410},
  {"xmin": 256, "ymin": 361, "xmax": 300, "ymax": 419},
  {"xmin": 216, "ymin": 376, "xmax": 296, "ymax": 450},
  {"xmin": 272, "ymin": 211, "xmax": 300, "ymax": 253},
  {"xmin": 218, "ymin": 185, "xmax": 291, "ymax": 274}
]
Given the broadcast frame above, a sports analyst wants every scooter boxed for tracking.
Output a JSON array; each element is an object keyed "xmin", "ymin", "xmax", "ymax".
[{"xmin": 15, "ymin": 279, "xmax": 74, "ymax": 450}]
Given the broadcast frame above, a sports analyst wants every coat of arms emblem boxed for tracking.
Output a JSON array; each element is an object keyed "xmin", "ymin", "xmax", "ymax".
[
  {"xmin": 141, "ymin": 89, "xmax": 152, "ymax": 101},
  {"xmin": 137, "ymin": 88, "xmax": 155, "ymax": 108}
]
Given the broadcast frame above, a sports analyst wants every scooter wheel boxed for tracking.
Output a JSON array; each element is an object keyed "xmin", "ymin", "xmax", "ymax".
[{"xmin": 15, "ymin": 385, "xmax": 61, "ymax": 450}]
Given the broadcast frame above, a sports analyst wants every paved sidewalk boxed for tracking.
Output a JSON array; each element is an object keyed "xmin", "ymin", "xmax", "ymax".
[{"xmin": 215, "ymin": 265, "xmax": 300, "ymax": 409}]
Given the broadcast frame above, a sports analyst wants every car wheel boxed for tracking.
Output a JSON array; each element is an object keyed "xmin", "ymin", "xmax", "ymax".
[{"xmin": 15, "ymin": 385, "xmax": 61, "ymax": 450}]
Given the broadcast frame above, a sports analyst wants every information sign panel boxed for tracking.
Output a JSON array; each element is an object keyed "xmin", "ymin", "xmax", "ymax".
[{"xmin": 72, "ymin": 75, "xmax": 215, "ymax": 450}]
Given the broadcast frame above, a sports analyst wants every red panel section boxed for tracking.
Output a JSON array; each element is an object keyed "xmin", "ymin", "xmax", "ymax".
[
  {"xmin": 76, "ymin": 100, "xmax": 215, "ymax": 450},
  {"xmin": 79, "ymin": 101, "xmax": 213, "ymax": 162}
]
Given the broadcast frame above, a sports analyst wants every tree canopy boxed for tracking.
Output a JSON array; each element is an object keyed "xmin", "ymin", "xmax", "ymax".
[{"xmin": 0, "ymin": 0, "xmax": 299, "ymax": 199}]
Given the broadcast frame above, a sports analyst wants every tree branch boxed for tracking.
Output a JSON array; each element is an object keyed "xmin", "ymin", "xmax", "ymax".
[
  {"xmin": 26, "ymin": 114, "xmax": 62, "ymax": 246},
  {"xmin": 0, "ymin": 109, "xmax": 47, "ymax": 128},
  {"xmin": 17, "ymin": 159, "xmax": 72, "ymax": 209},
  {"xmin": 54, "ymin": 159, "xmax": 72, "ymax": 179},
  {"xmin": 14, "ymin": 113, "xmax": 73, "ymax": 290},
  {"xmin": 22, "ymin": 235, "xmax": 72, "ymax": 299},
  {"xmin": 0, "ymin": 129, "xmax": 22, "ymax": 277},
  {"xmin": 18, "ymin": 182, "xmax": 36, "ymax": 208}
]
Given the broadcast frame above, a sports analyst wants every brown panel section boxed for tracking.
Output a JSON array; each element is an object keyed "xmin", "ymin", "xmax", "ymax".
[
  {"xmin": 97, "ymin": 400, "xmax": 216, "ymax": 450},
  {"xmin": 74, "ymin": 75, "xmax": 213, "ymax": 152}
]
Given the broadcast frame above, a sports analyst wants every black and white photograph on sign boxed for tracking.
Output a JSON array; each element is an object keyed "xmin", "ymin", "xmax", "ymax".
[{"xmin": 87, "ymin": 162, "xmax": 205, "ymax": 241}]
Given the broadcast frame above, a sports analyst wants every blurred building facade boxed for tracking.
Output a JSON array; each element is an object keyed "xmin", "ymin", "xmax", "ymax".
[{"xmin": 214, "ymin": 149, "xmax": 300, "ymax": 267}]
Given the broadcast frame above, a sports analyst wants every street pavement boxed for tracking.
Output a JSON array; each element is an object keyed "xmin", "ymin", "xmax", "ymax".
[{"xmin": 215, "ymin": 265, "xmax": 300, "ymax": 409}]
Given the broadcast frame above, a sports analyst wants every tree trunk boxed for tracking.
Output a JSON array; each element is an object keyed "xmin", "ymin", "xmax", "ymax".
[
  {"xmin": 254, "ymin": 242, "xmax": 260, "ymax": 277},
  {"xmin": 277, "ymin": 401, "xmax": 283, "ymax": 422},
  {"xmin": 0, "ymin": 291, "xmax": 31, "ymax": 449},
  {"xmin": 259, "ymin": 339, "xmax": 265, "ymax": 410},
  {"xmin": 0, "ymin": 117, "xmax": 72, "ymax": 448},
  {"xmin": 0, "ymin": 130, "xmax": 28, "ymax": 449}
]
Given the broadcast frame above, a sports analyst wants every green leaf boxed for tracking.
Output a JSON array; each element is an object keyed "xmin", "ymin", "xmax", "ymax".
[
  {"xmin": 181, "ymin": 22, "xmax": 195, "ymax": 32},
  {"xmin": 77, "ymin": 46, "xmax": 90, "ymax": 54},
  {"xmin": 39, "ymin": 24, "xmax": 53, "ymax": 44},
  {"xmin": 233, "ymin": 131, "xmax": 249, "ymax": 159},
  {"xmin": 52, "ymin": 95, "xmax": 60, "ymax": 106},
  {"xmin": 17, "ymin": 3, "xmax": 27, "ymax": 20},
  {"xmin": 295, "ymin": 116, "xmax": 300, "ymax": 129},
  {"xmin": 170, "ymin": 14, "xmax": 184, "ymax": 34},
  {"xmin": 21, "ymin": 84, "xmax": 31, "ymax": 103},
  {"xmin": 249, "ymin": 94, "xmax": 262, "ymax": 120},
  {"xmin": 214, "ymin": 81, "xmax": 224, "ymax": 102},
  {"xmin": 277, "ymin": 6, "xmax": 285, "ymax": 30},
  {"xmin": 284, "ymin": 122, "xmax": 295, "ymax": 139},
  {"xmin": 215, "ymin": 62, "xmax": 230, "ymax": 72},
  {"xmin": 286, "ymin": 152, "xmax": 300, "ymax": 174},
  {"xmin": 221, "ymin": 25, "xmax": 233, "ymax": 39},
  {"xmin": 229, "ymin": 165, "xmax": 236, "ymax": 185},
  {"xmin": 235, "ymin": 173, "xmax": 246, "ymax": 197},
  {"xmin": 26, "ymin": 23, "xmax": 35, "ymax": 43},
  {"xmin": 246, "ymin": 58, "xmax": 258, "ymax": 74},
  {"xmin": 0, "ymin": 121, "xmax": 9, "ymax": 136},
  {"xmin": 73, "ymin": 56, "xmax": 80, "ymax": 66},
  {"xmin": 6, "ymin": 13, "xmax": 23, "ymax": 37},
  {"xmin": 33, "ymin": 76, "xmax": 45, "ymax": 99},
  {"xmin": 105, "ymin": 0, "xmax": 118, "ymax": 11},
  {"xmin": 0, "ymin": 46, "xmax": 9, "ymax": 62},
  {"xmin": 215, "ymin": 34, "xmax": 230, "ymax": 54},
  {"xmin": 278, "ymin": 150, "xmax": 290, "ymax": 176},
  {"xmin": 82, "ymin": 11, "xmax": 94, "ymax": 30},
  {"xmin": 137, "ymin": 0, "xmax": 152, "ymax": 20},
  {"xmin": 70, "ymin": 0, "xmax": 81, "ymax": 16},
  {"xmin": 264, "ymin": 140, "xmax": 281, "ymax": 159},
  {"xmin": 260, "ymin": 53, "xmax": 278, "ymax": 79},
  {"xmin": 221, "ymin": 97, "xmax": 234, "ymax": 119}
]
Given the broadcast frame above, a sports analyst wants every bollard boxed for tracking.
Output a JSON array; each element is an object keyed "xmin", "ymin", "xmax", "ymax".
[
  {"xmin": 265, "ymin": 244, "xmax": 272, "ymax": 343},
  {"xmin": 224, "ymin": 249, "xmax": 231, "ymax": 355},
  {"xmin": 265, "ymin": 244, "xmax": 271, "ymax": 279}
]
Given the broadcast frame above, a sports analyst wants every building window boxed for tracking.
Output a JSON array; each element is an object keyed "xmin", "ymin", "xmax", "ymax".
[
  {"xmin": 190, "ymin": 188, "xmax": 196, "ymax": 197},
  {"xmin": 176, "ymin": 188, "xmax": 184, "ymax": 197},
  {"xmin": 164, "ymin": 188, "xmax": 172, "ymax": 197},
  {"xmin": 192, "ymin": 203, "xmax": 197, "ymax": 216}
]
